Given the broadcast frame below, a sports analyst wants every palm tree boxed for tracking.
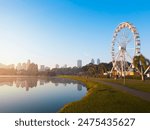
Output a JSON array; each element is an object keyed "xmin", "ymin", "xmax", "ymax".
[{"xmin": 133, "ymin": 54, "xmax": 148, "ymax": 81}]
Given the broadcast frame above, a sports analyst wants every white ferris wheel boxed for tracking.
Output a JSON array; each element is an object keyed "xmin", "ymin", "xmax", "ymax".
[{"xmin": 111, "ymin": 22, "xmax": 141, "ymax": 76}]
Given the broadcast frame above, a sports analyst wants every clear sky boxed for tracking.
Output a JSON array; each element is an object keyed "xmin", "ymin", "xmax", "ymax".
[{"xmin": 0, "ymin": 0, "xmax": 150, "ymax": 68}]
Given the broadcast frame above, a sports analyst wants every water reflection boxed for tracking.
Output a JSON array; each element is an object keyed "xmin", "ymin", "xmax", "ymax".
[
  {"xmin": 0, "ymin": 77, "xmax": 85, "ymax": 91},
  {"xmin": 0, "ymin": 77, "xmax": 87, "ymax": 113},
  {"xmin": 77, "ymin": 84, "xmax": 82, "ymax": 91}
]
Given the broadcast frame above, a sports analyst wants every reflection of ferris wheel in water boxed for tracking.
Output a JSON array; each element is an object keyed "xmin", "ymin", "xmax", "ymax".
[{"xmin": 111, "ymin": 22, "xmax": 141, "ymax": 76}]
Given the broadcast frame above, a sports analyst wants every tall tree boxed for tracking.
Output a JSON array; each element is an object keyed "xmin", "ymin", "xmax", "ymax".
[{"xmin": 133, "ymin": 54, "xmax": 148, "ymax": 81}]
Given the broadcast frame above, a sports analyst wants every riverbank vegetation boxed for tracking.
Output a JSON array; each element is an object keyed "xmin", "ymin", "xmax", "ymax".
[{"xmin": 59, "ymin": 75, "xmax": 150, "ymax": 113}]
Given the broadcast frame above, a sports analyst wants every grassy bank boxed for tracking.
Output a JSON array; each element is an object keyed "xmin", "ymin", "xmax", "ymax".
[
  {"xmin": 100, "ymin": 78, "xmax": 150, "ymax": 93},
  {"xmin": 59, "ymin": 75, "xmax": 150, "ymax": 113}
]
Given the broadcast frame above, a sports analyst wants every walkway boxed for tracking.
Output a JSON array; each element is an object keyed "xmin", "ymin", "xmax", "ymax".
[{"xmin": 93, "ymin": 79, "xmax": 150, "ymax": 102}]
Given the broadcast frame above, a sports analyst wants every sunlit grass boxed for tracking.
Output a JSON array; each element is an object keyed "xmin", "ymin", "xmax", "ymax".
[
  {"xmin": 59, "ymin": 75, "xmax": 150, "ymax": 113},
  {"xmin": 100, "ymin": 78, "xmax": 150, "ymax": 93}
]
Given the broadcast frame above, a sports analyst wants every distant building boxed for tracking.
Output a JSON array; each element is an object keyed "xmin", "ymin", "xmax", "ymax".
[
  {"xmin": 97, "ymin": 58, "xmax": 100, "ymax": 64},
  {"xmin": 22, "ymin": 63, "xmax": 27, "ymax": 70},
  {"xmin": 0, "ymin": 63, "xmax": 15, "ymax": 69},
  {"xmin": 26, "ymin": 59, "xmax": 31, "ymax": 70},
  {"xmin": 8, "ymin": 64, "xmax": 15, "ymax": 69},
  {"xmin": 91, "ymin": 59, "xmax": 95, "ymax": 64},
  {"xmin": 40, "ymin": 65, "xmax": 45, "ymax": 71},
  {"xmin": 16, "ymin": 63, "xmax": 22, "ymax": 70},
  {"xmin": 55, "ymin": 64, "xmax": 59, "ymax": 68},
  {"xmin": 27, "ymin": 59, "xmax": 30, "ymax": 64},
  {"xmin": 64, "ymin": 64, "xmax": 67, "ymax": 68},
  {"xmin": 77, "ymin": 60, "xmax": 82, "ymax": 68},
  {"xmin": 61, "ymin": 64, "xmax": 67, "ymax": 68},
  {"xmin": 45, "ymin": 66, "xmax": 50, "ymax": 70}
]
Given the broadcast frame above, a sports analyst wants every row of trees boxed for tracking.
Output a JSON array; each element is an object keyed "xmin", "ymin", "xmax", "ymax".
[
  {"xmin": 16, "ymin": 63, "xmax": 38, "ymax": 75},
  {"xmin": 0, "ymin": 63, "xmax": 38, "ymax": 75},
  {"xmin": 82, "ymin": 63, "xmax": 112, "ymax": 77},
  {"xmin": 48, "ymin": 62, "xmax": 112, "ymax": 77},
  {"xmin": 0, "ymin": 54, "xmax": 149, "ymax": 81},
  {"xmin": 0, "ymin": 68, "xmax": 16, "ymax": 75}
]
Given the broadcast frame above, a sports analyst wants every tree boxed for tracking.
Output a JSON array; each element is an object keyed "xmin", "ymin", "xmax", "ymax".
[
  {"xmin": 27, "ymin": 63, "xmax": 38, "ymax": 75},
  {"xmin": 98, "ymin": 64, "xmax": 107, "ymax": 75},
  {"xmin": 133, "ymin": 54, "xmax": 148, "ymax": 81}
]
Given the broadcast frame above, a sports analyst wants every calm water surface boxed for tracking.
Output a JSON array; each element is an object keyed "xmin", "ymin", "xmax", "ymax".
[{"xmin": 0, "ymin": 77, "xmax": 87, "ymax": 113}]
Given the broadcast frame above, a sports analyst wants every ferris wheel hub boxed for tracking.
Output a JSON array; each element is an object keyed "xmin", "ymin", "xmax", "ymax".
[{"xmin": 119, "ymin": 45, "xmax": 126, "ymax": 51}]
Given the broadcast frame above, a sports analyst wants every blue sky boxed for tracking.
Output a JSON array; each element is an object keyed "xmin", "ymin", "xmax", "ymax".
[{"xmin": 0, "ymin": 0, "xmax": 150, "ymax": 68}]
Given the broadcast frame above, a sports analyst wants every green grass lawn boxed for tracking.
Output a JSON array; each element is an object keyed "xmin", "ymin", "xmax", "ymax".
[
  {"xmin": 100, "ymin": 78, "xmax": 150, "ymax": 93},
  {"xmin": 58, "ymin": 75, "xmax": 150, "ymax": 113}
]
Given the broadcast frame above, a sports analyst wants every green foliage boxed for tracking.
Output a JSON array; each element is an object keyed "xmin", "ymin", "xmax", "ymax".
[
  {"xmin": 133, "ymin": 54, "xmax": 150, "ymax": 80},
  {"xmin": 27, "ymin": 63, "xmax": 38, "ymax": 75},
  {"xmin": 133, "ymin": 54, "xmax": 149, "ymax": 72},
  {"xmin": 81, "ymin": 62, "xmax": 112, "ymax": 77}
]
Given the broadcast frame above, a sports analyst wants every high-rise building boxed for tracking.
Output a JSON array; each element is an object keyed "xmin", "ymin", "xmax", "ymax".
[
  {"xmin": 26, "ymin": 59, "xmax": 31, "ymax": 70},
  {"xmin": 40, "ymin": 65, "xmax": 45, "ymax": 71},
  {"xmin": 91, "ymin": 59, "xmax": 95, "ymax": 64},
  {"xmin": 16, "ymin": 63, "xmax": 22, "ymax": 70},
  {"xmin": 45, "ymin": 66, "xmax": 50, "ymax": 70},
  {"xmin": 97, "ymin": 58, "xmax": 100, "ymax": 64},
  {"xmin": 77, "ymin": 60, "xmax": 82, "ymax": 68},
  {"xmin": 9, "ymin": 64, "xmax": 15, "ymax": 69},
  {"xmin": 22, "ymin": 63, "xmax": 27, "ymax": 70},
  {"xmin": 64, "ymin": 64, "xmax": 67, "ymax": 68},
  {"xmin": 55, "ymin": 64, "xmax": 59, "ymax": 68}
]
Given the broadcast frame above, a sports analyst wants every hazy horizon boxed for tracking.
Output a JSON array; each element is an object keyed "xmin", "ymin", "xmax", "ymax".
[{"xmin": 0, "ymin": 0, "xmax": 150, "ymax": 68}]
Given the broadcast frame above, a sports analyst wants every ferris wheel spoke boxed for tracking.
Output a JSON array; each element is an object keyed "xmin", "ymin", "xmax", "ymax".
[
  {"xmin": 125, "ymin": 51, "xmax": 133, "ymax": 63},
  {"xmin": 126, "ymin": 47, "xmax": 134, "ymax": 50},
  {"xmin": 116, "ymin": 36, "xmax": 122, "ymax": 46},
  {"xmin": 124, "ymin": 29, "xmax": 128, "ymax": 38},
  {"xmin": 113, "ymin": 51, "xmax": 121, "ymax": 67},
  {"xmin": 114, "ymin": 51, "xmax": 120, "ymax": 59},
  {"xmin": 126, "ymin": 37, "xmax": 133, "ymax": 46}
]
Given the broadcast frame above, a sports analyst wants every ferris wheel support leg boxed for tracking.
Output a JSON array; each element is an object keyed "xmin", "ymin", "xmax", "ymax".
[
  {"xmin": 111, "ymin": 51, "xmax": 121, "ymax": 78},
  {"xmin": 144, "ymin": 66, "xmax": 150, "ymax": 75}
]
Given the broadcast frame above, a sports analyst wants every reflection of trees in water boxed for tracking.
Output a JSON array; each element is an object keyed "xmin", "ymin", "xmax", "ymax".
[
  {"xmin": 77, "ymin": 84, "xmax": 82, "ymax": 91},
  {"xmin": 55, "ymin": 83, "xmax": 59, "ymax": 86},
  {"xmin": 50, "ymin": 78, "xmax": 85, "ymax": 91},
  {"xmin": 39, "ymin": 79, "xmax": 45, "ymax": 85},
  {"xmin": 0, "ymin": 77, "xmax": 85, "ymax": 91},
  {"xmin": 0, "ymin": 77, "xmax": 38, "ymax": 91},
  {"xmin": 0, "ymin": 78, "xmax": 14, "ymax": 86},
  {"xmin": 50, "ymin": 78, "xmax": 81, "ymax": 85},
  {"xmin": 15, "ymin": 78, "xmax": 38, "ymax": 91}
]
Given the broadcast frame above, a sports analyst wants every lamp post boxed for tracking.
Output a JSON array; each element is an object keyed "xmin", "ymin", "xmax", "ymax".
[{"xmin": 123, "ymin": 54, "xmax": 126, "ymax": 85}]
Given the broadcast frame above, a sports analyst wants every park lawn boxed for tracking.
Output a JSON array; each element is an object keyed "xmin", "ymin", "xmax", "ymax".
[
  {"xmin": 58, "ymin": 75, "xmax": 150, "ymax": 113},
  {"xmin": 100, "ymin": 78, "xmax": 150, "ymax": 93}
]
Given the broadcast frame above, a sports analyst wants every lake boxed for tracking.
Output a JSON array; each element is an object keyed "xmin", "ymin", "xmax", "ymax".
[{"xmin": 0, "ymin": 77, "xmax": 87, "ymax": 113}]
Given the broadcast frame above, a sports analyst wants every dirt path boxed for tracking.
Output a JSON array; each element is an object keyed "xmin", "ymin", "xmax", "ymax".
[{"xmin": 93, "ymin": 79, "xmax": 150, "ymax": 102}]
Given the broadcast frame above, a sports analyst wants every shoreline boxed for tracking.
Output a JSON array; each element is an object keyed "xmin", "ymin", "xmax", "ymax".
[
  {"xmin": 0, "ymin": 75, "xmax": 50, "ymax": 78},
  {"xmin": 58, "ymin": 75, "xmax": 150, "ymax": 113}
]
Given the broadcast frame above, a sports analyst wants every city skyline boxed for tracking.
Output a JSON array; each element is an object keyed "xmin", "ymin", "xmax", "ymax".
[
  {"xmin": 0, "ymin": 0, "xmax": 150, "ymax": 68},
  {"xmin": 0, "ymin": 58, "xmax": 100, "ymax": 69}
]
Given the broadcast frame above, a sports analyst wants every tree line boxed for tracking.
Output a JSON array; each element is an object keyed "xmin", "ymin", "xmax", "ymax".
[{"xmin": 0, "ymin": 54, "xmax": 149, "ymax": 81}]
